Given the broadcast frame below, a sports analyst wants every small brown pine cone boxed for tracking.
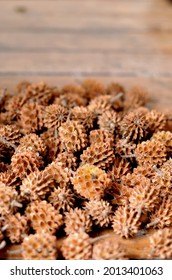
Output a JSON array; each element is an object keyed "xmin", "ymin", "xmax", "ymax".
[
  {"xmin": 148, "ymin": 195, "xmax": 172, "ymax": 229},
  {"xmin": 109, "ymin": 183, "xmax": 131, "ymax": 206},
  {"xmin": 82, "ymin": 79, "xmax": 106, "ymax": 99},
  {"xmin": 40, "ymin": 128, "xmax": 60, "ymax": 162},
  {"xmin": 5, "ymin": 213, "xmax": 29, "ymax": 243},
  {"xmin": 20, "ymin": 170, "xmax": 55, "ymax": 201},
  {"xmin": 61, "ymin": 231, "xmax": 92, "ymax": 260},
  {"xmin": 55, "ymin": 151, "xmax": 77, "ymax": 170},
  {"xmin": 5, "ymin": 95, "xmax": 28, "ymax": 121},
  {"xmin": 106, "ymin": 82, "xmax": 125, "ymax": 110},
  {"xmin": 112, "ymin": 204, "xmax": 141, "ymax": 238},
  {"xmin": 71, "ymin": 106, "xmax": 95, "ymax": 130},
  {"xmin": 121, "ymin": 173, "xmax": 147, "ymax": 188},
  {"xmin": 92, "ymin": 239, "xmax": 127, "ymax": 260},
  {"xmin": 0, "ymin": 170, "xmax": 21, "ymax": 189},
  {"xmin": 62, "ymin": 83, "xmax": 86, "ymax": 98},
  {"xmin": 129, "ymin": 178, "xmax": 160, "ymax": 213},
  {"xmin": 135, "ymin": 140, "xmax": 167, "ymax": 166},
  {"xmin": 59, "ymin": 120, "xmax": 87, "ymax": 153},
  {"xmin": 21, "ymin": 232, "xmax": 57, "ymax": 260},
  {"xmin": 85, "ymin": 199, "xmax": 113, "ymax": 227},
  {"xmin": 0, "ymin": 182, "xmax": 20, "ymax": 215},
  {"xmin": 146, "ymin": 110, "xmax": 167, "ymax": 133},
  {"xmin": 89, "ymin": 129, "xmax": 114, "ymax": 147},
  {"xmin": 88, "ymin": 95, "xmax": 111, "ymax": 117},
  {"xmin": 64, "ymin": 208, "xmax": 92, "ymax": 235},
  {"xmin": 45, "ymin": 161, "xmax": 70, "ymax": 188},
  {"xmin": 48, "ymin": 186, "xmax": 75, "ymax": 212},
  {"xmin": 0, "ymin": 124, "xmax": 22, "ymax": 145},
  {"xmin": 26, "ymin": 200, "xmax": 63, "ymax": 234},
  {"xmin": 19, "ymin": 102, "xmax": 41, "ymax": 133},
  {"xmin": 98, "ymin": 110, "xmax": 120, "ymax": 135},
  {"xmin": 54, "ymin": 93, "xmax": 87, "ymax": 108},
  {"xmin": 11, "ymin": 150, "xmax": 41, "ymax": 179},
  {"xmin": 125, "ymin": 86, "xmax": 149, "ymax": 110},
  {"xmin": 149, "ymin": 228, "xmax": 172, "ymax": 260},
  {"xmin": 161, "ymin": 158, "xmax": 172, "ymax": 175},
  {"xmin": 72, "ymin": 164, "xmax": 110, "ymax": 200},
  {"xmin": 25, "ymin": 82, "xmax": 57, "ymax": 105},
  {"xmin": 120, "ymin": 111, "xmax": 149, "ymax": 143},
  {"xmin": 115, "ymin": 138, "xmax": 136, "ymax": 160},
  {"xmin": 151, "ymin": 131, "xmax": 172, "ymax": 156},
  {"xmin": 42, "ymin": 104, "xmax": 68, "ymax": 129},
  {"xmin": 19, "ymin": 133, "xmax": 47, "ymax": 157},
  {"xmin": 152, "ymin": 169, "xmax": 171, "ymax": 195},
  {"xmin": 108, "ymin": 157, "xmax": 131, "ymax": 183},
  {"xmin": 133, "ymin": 165, "xmax": 157, "ymax": 179},
  {"xmin": 80, "ymin": 142, "xmax": 114, "ymax": 169}
]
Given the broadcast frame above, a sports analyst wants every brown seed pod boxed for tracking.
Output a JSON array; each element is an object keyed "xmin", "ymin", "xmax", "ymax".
[
  {"xmin": 19, "ymin": 133, "xmax": 47, "ymax": 157},
  {"xmin": 135, "ymin": 140, "xmax": 167, "ymax": 166},
  {"xmin": 80, "ymin": 142, "xmax": 114, "ymax": 169},
  {"xmin": 148, "ymin": 195, "xmax": 172, "ymax": 229},
  {"xmin": 151, "ymin": 131, "xmax": 172, "ymax": 156},
  {"xmin": 20, "ymin": 170, "xmax": 55, "ymax": 201},
  {"xmin": 11, "ymin": 150, "xmax": 41, "ymax": 179},
  {"xmin": 89, "ymin": 129, "xmax": 114, "ymax": 147},
  {"xmin": 120, "ymin": 111, "xmax": 149, "ymax": 143},
  {"xmin": 64, "ymin": 208, "xmax": 92, "ymax": 235},
  {"xmin": 112, "ymin": 204, "xmax": 141, "ymax": 238},
  {"xmin": 115, "ymin": 138, "xmax": 136, "ymax": 160},
  {"xmin": 92, "ymin": 239, "xmax": 128, "ymax": 260},
  {"xmin": 85, "ymin": 199, "xmax": 113, "ymax": 227},
  {"xmin": 146, "ymin": 109, "xmax": 167, "ymax": 133},
  {"xmin": 98, "ymin": 110, "xmax": 120, "ymax": 134},
  {"xmin": 72, "ymin": 164, "xmax": 110, "ymax": 200},
  {"xmin": 71, "ymin": 106, "xmax": 95, "ymax": 130},
  {"xmin": 61, "ymin": 231, "xmax": 92, "ymax": 260},
  {"xmin": 26, "ymin": 200, "xmax": 63, "ymax": 234},
  {"xmin": 59, "ymin": 120, "xmax": 88, "ymax": 153},
  {"xmin": 149, "ymin": 228, "xmax": 172, "ymax": 259},
  {"xmin": 21, "ymin": 232, "xmax": 57, "ymax": 260},
  {"xmin": 0, "ymin": 124, "xmax": 22, "ymax": 145},
  {"xmin": 45, "ymin": 161, "xmax": 70, "ymax": 188},
  {"xmin": 82, "ymin": 79, "xmax": 106, "ymax": 99},
  {"xmin": 48, "ymin": 186, "xmax": 75, "ymax": 212},
  {"xmin": 5, "ymin": 94, "xmax": 28, "ymax": 121},
  {"xmin": 5, "ymin": 213, "xmax": 29, "ymax": 243},
  {"xmin": 42, "ymin": 104, "xmax": 68, "ymax": 130},
  {"xmin": 88, "ymin": 95, "xmax": 112, "ymax": 117},
  {"xmin": 19, "ymin": 102, "xmax": 42, "ymax": 133},
  {"xmin": 55, "ymin": 151, "xmax": 78, "ymax": 170},
  {"xmin": 0, "ymin": 182, "xmax": 21, "ymax": 215}
]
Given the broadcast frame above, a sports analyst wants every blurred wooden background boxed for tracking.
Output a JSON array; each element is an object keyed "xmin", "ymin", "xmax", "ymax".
[{"xmin": 0, "ymin": 0, "xmax": 171, "ymax": 110}]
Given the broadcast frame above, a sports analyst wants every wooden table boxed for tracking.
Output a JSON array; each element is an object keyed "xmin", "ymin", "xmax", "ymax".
[{"xmin": 0, "ymin": 0, "xmax": 171, "ymax": 259}]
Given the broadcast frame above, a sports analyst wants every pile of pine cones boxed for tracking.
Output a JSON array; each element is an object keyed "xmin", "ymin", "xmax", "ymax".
[{"xmin": 0, "ymin": 80, "xmax": 171, "ymax": 260}]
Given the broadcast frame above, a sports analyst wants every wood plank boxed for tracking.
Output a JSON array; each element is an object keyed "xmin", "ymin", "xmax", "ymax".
[
  {"xmin": 0, "ymin": 32, "xmax": 172, "ymax": 54},
  {"xmin": 0, "ymin": 0, "xmax": 172, "ymax": 32}
]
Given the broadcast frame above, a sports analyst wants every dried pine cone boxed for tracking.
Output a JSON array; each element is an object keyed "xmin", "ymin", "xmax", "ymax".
[
  {"xmin": 64, "ymin": 208, "xmax": 92, "ymax": 235},
  {"xmin": 42, "ymin": 104, "xmax": 68, "ymax": 129},
  {"xmin": 72, "ymin": 164, "xmax": 110, "ymax": 200},
  {"xmin": 148, "ymin": 195, "xmax": 172, "ymax": 229},
  {"xmin": 20, "ymin": 170, "xmax": 55, "ymax": 201},
  {"xmin": 92, "ymin": 239, "xmax": 127, "ymax": 260},
  {"xmin": 55, "ymin": 151, "xmax": 77, "ymax": 170},
  {"xmin": 5, "ymin": 213, "xmax": 29, "ymax": 243},
  {"xmin": 55, "ymin": 93, "xmax": 86, "ymax": 108},
  {"xmin": 106, "ymin": 82, "xmax": 125, "ymax": 110},
  {"xmin": 81, "ymin": 142, "xmax": 114, "ymax": 169},
  {"xmin": 11, "ymin": 150, "xmax": 41, "ymax": 179},
  {"xmin": 151, "ymin": 131, "xmax": 172, "ymax": 156},
  {"xmin": 109, "ymin": 183, "xmax": 131, "ymax": 206},
  {"xmin": 120, "ymin": 111, "xmax": 149, "ymax": 143},
  {"xmin": 125, "ymin": 86, "xmax": 149, "ymax": 110},
  {"xmin": 0, "ymin": 124, "xmax": 22, "ymax": 145},
  {"xmin": 135, "ymin": 140, "xmax": 167, "ymax": 166},
  {"xmin": 88, "ymin": 95, "xmax": 111, "ymax": 116},
  {"xmin": 133, "ymin": 165, "xmax": 157, "ymax": 179},
  {"xmin": 89, "ymin": 129, "xmax": 114, "ymax": 147},
  {"xmin": 26, "ymin": 200, "xmax": 63, "ymax": 234},
  {"xmin": 59, "ymin": 120, "xmax": 87, "ymax": 152},
  {"xmin": 45, "ymin": 161, "xmax": 70, "ymax": 188},
  {"xmin": 115, "ymin": 138, "xmax": 136, "ymax": 159},
  {"xmin": 19, "ymin": 102, "xmax": 42, "ymax": 133},
  {"xmin": 21, "ymin": 232, "xmax": 57, "ymax": 260},
  {"xmin": 62, "ymin": 83, "xmax": 86, "ymax": 98},
  {"xmin": 0, "ymin": 169, "xmax": 20, "ymax": 189},
  {"xmin": 82, "ymin": 79, "xmax": 106, "ymax": 99},
  {"xmin": 121, "ymin": 173, "xmax": 147, "ymax": 188},
  {"xmin": 19, "ymin": 133, "xmax": 47, "ymax": 157},
  {"xmin": 71, "ymin": 106, "xmax": 95, "ymax": 130},
  {"xmin": 5, "ymin": 95, "xmax": 28, "ymax": 121},
  {"xmin": 0, "ymin": 182, "xmax": 21, "ymax": 215},
  {"xmin": 112, "ymin": 204, "xmax": 141, "ymax": 238},
  {"xmin": 146, "ymin": 109, "xmax": 167, "ymax": 133},
  {"xmin": 108, "ymin": 157, "xmax": 131, "ymax": 183},
  {"xmin": 61, "ymin": 232, "xmax": 92, "ymax": 260},
  {"xmin": 149, "ymin": 228, "xmax": 172, "ymax": 259},
  {"xmin": 98, "ymin": 110, "xmax": 120, "ymax": 134},
  {"xmin": 48, "ymin": 186, "xmax": 75, "ymax": 212},
  {"xmin": 85, "ymin": 199, "xmax": 113, "ymax": 227},
  {"xmin": 161, "ymin": 158, "xmax": 172, "ymax": 174},
  {"xmin": 40, "ymin": 128, "xmax": 60, "ymax": 162}
]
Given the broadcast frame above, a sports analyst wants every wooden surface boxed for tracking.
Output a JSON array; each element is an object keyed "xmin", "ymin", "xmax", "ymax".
[{"xmin": 0, "ymin": 0, "xmax": 172, "ymax": 259}]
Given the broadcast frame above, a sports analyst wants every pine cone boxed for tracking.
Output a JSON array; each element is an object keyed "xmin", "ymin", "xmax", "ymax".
[
  {"xmin": 5, "ymin": 213, "xmax": 29, "ymax": 243},
  {"xmin": 5, "ymin": 95, "xmax": 28, "ymax": 121},
  {"xmin": 125, "ymin": 86, "xmax": 149, "ymax": 110},
  {"xmin": 48, "ymin": 186, "xmax": 75, "ymax": 212},
  {"xmin": 40, "ymin": 128, "xmax": 60, "ymax": 162},
  {"xmin": 21, "ymin": 232, "xmax": 57, "ymax": 260},
  {"xmin": 89, "ymin": 129, "xmax": 114, "ymax": 147},
  {"xmin": 115, "ymin": 138, "xmax": 136, "ymax": 159},
  {"xmin": 54, "ymin": 93, "xmax": 86, "ymax": 108},
  {"xmin": 61, "ymin": 232, "xmax": 92, "ymax": 260},
  {"xmin": 0, "ymin": 182, "xmax": 20, "ymax": 215},
  {"xmin": 45, "ymin": 161, "xmax": 70, "ymax": 188},
  {"xmin": 88, "ymin": 95, "xmax": 111, "ymax": 116},
  {"xmin": 82, "ymin": 79, "xmax": 106, "ymax": 99},
  {"xmin": 80, "ymin": 142, "xmax": 114, "ymax": 169},
  {"xmin": 151, "ymin": 131, "xmax": 172, "ymax": 156},
  {"xmin": 135, "ymin": 140, "xmax": 167, "ymax": 166},
  {"xmin": 98, "ymin": 110, "xmax": 120, "ymax": 134},
  {"xmin": 55, "ymin": 151, "xmax": 77, "ymax": 170},
  {"xmin": 62, "ymin": 83, "xmax": 86, "ymax": 98},
  {"xmin": 85, "ymin": 199, "xmax": 113, "ymax": 227},
  {"xmin": 112, "ymin": 204, "xmax": 141, "ymax": 238},
  {"xmin": 109, "ymin": 183, "xmax": 131, "ymax": 206},
  {"xmin": 108, "ymin": 157, "xmax": 131, "ymax": 183},
  {"xmin": 133, "ymin": 165, "xmax": 157, "ymax": 179},
  {"xmin": 59, "ymin": 120, "xmax": 87, "ymax": 152},
  {"xmin": 19, "ymin": 133, "xmax": 47, "ymax": 157},
  {"xmin": 72, "ymin": 164, "xmax": 110, "ymax": 200},
  {"xmin": 71, "ymin": 106, "xmax": 95, "ymax": 130},
  {"xmin": 149, "ymin": 228, "xmax": 172, "ymax": 259},
  {"xmin": 64, "ymin": 208, "xmax": 92, "ymax": 235},
  {"xmin": 146, "ymin": 110, "xmax": 167, "ymax": 133},
  {"xmin": 92, "ymin": 239, "xmax": 127, "ymax": 260},
  {"xmin": 0, "ymin": 170, "xmax": 21, "ymax": 189},
  {"xmin": 106, "ymin": 82, "xmax": 125, "ymax": 110},
  {"xmin": 42, "ymin": 104, "xmax": 68, "ymax": 129},
  {"xmin": 19, "ymin": 102, "xmax": 42, "ymax": 133},
  {"xmin": 26, "ymin": 200, "xmax": 63, "ymax": 234},
  {"xmin": 0, "ymin": 124, "xmax": 22, "ymax": 145}
]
